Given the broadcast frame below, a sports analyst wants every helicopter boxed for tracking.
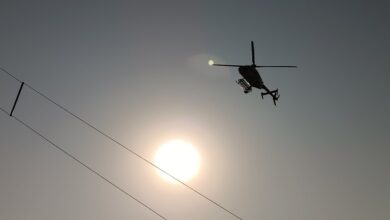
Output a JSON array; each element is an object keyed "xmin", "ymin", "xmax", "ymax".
[{"xmin": 209, "ymin": 41, "xmax": 297, "ymax": 106}]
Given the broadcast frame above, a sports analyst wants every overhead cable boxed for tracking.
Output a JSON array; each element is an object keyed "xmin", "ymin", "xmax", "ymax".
[
  {"xmin": 0, "ymin": 106, "xmax": 167, "ymax": 220},
  {"xmin": 0, "ymin": 67, "xmax": 243, "ymax": 220}
]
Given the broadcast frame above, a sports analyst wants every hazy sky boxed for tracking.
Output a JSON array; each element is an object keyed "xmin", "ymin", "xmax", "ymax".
[{"xmin": 0, "ymin": 1, "xmax": 389, "ymax": 219}]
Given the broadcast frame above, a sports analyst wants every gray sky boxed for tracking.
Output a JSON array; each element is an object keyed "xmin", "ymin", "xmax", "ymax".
[{"xmin": 0, "ymin": 1, "xmax": 389, "ymax": 219}]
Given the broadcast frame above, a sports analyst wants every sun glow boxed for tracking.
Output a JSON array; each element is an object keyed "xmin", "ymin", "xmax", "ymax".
[
  {"xmin": 208, "ymin": 59, "xmax": 214, "ymax": 66},
  {"xmin": 154, "ymin": 140, "xmax": 201, "ymax": 183}
]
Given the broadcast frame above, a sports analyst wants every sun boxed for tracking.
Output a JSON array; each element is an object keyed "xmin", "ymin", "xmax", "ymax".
[{"xmin": 154, "ymin": 140, "xmax": 201, "ymax": 183}]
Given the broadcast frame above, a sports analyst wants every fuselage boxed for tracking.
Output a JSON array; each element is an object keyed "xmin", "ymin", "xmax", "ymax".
[{"xmin": 238, "ymin": 65, "xmax": 263, "ymax": 89}]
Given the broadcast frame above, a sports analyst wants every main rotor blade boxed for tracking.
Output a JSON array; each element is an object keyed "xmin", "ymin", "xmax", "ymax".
[
  {"xmin": 256, "ymin": 65, "xmax": 297, "ymax": 68},
  {"xmin": 251, "ymin": 41, "xmax": 255, "ymax": 65},
  {"xmin": 212, "ymin": 64, "xmax": 242, "ymax": 67}
]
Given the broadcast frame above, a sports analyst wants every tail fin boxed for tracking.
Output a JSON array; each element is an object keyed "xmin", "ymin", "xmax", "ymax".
[
  {"xmin": 273, "ymin": 94, "xmax": 280, "ymax": 106},
  {"xmin": 261, "ymin": 89, "xmax": 279, "ymax": 106}
]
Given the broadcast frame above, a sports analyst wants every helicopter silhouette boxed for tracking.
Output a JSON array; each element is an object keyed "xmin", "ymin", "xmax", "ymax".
[{"xmin": 209, "ymin": 41, "xmax": 297, "ymax": 106}]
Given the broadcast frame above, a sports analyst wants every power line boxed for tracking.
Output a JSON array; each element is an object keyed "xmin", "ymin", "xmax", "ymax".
[
  {"xmin": 0, "ymin": 66, "xmax": 22, "ymax": 83},
  {"xmin": 0, "ymin": 106, "xmax": 167, "ymax": 219},
  {"xmin": 24, "ymin": 82, "xmax": 243, "ymax": 220},
  {"xmin": 0, "ymin": 67, "xmax": 243, "ymax": 220}
]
